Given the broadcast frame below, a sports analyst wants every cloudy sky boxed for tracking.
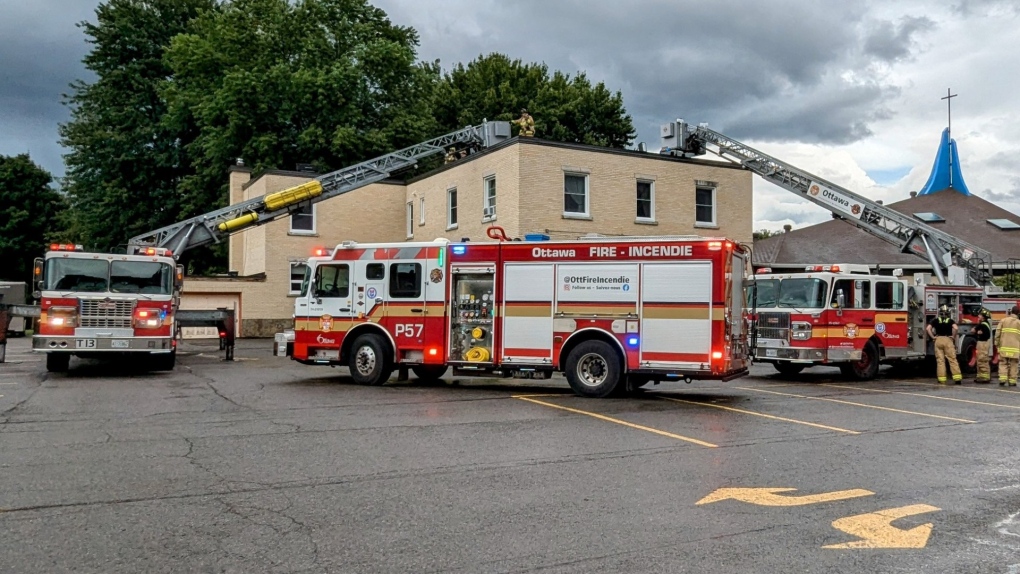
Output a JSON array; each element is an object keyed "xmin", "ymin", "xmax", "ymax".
[{"xmin": 3, "ymin": 0, "xmax": 1019, "ymax": 232}]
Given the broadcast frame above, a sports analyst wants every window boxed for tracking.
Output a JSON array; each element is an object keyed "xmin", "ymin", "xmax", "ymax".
[
  {"xmin": 290, "ymin": 203, "xmax": 315, "ymax": 234},
  {"xmin": 406, "ymin": 202, "xmax": 414, "ymax": 238},
  {"xmin": 831, "ymin": 279, "xmax": 871, "ymax": 309},
  {"xmin": 913, "ymin": 212, "xmax": 945, "ymax": 223},
  {"xmin": 563, "ymin": 173, "xmax": 589, "ymax": 216},
  {"xmin": 483, "ymin": 176, "xmax": 496, "ymax": 220},
  {"xmin": 110, "ymin": 261, "xmax": 173, "ymax": 295},
  {"xmin": 988, "ymin": 218, "xmax": 1020, "ymax": 230},
  {"xmin": 637, "ymin": 180, "xmax": 654, "ymax": 220},
  {"xmin": 447, "ymin": 188, "xmax": 458, "ymax": 228},
  {"xmin": 875, "ymin": 281, "xmax": 904, "ymax": 310},
  {"xmin": 695, "ymin": 186, "xmax": 716, "ymax": 225},
  {"xmin": 314, "ymin": 264, "xmax": 349, "ymax": 298},
  {"xmin": 289, "ymin": 262, "xmax": 308, "ymax": 295},
  {"xmin": 389, "ymin": 263, "xmax": 421, "ymax": 298},
  {"xmin": 419, "ymin": 197, "xmax": 425, "ymax": 225},
  {"xmin": 366, "ymin": 263, "xmax": 385, "ymax": 281}
]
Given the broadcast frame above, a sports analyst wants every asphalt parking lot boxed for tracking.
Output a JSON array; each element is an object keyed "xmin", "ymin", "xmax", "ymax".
[{"xmin": 2, "ymin": 338, "xmax": 1019, "ymax": 573}]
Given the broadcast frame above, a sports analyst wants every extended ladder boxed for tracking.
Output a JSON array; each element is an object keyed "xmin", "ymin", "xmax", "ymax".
[
  {"xmin": 129, "ymin": 121, "xmax": 511, "ymax": 256},
  {"xmin": 661, "ymin": 120, "xmax": 992, "ymax": 286}
]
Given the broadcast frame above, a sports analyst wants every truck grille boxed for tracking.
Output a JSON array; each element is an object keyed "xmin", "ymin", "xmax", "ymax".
[
  {"xmin": 756, "ymin": 311, "xmax": 790, "ymax": 340},
  {"xmin": 79, "ymin": 299, "xmax": 134, "ymax": 329}
]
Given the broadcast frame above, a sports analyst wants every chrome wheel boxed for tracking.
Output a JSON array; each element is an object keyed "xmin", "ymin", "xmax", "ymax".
[
  {"xmin": 355, "ymin": 345, "xmax": 377, "ymax": 377},
  {"xmin": 576, "ymin": 352, "xmax": 609, "ymax": 388}
]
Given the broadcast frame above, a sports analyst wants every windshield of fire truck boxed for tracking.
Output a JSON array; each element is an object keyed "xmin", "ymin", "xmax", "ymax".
[
  {"xmin": 748, "ymin": 278, "xmax": 827, "ymax": 309},
  {"xmin": 110, "ymin": 261, "xmax": 173, "ymax": 294},
  {"xmin": 45, "ymin": 258, "xmax": 109, "ymax": 292}
]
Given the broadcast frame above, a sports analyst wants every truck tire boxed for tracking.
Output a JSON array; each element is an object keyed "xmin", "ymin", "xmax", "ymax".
[
  {"xmin": 349, "ymin": 334, "xmax": 392, "ymax": 386},
  {"xmin": 840, "ymin": 340, "xmax": 880, "ymax": 381},
  {"xmin": 959, "ymin": 336, "xmax": 977, "ymax": 375},
  {"xmin": 564, "ymin": 340, "xmax": 622, "ymax": 398},
  {"xmin": 773, "ymin": 362, "xmax": 806, "ymax": 376},
  {"xmin": 411, "ymin": 365, "xmax": 448, "ymax": 383},
  {"xmin": 151, "ymin": 350, "xmax": 176, "ymax": 372},
  {"xmin": 46, "ymin": 353, "xmax": 70, "ymax": 373}
]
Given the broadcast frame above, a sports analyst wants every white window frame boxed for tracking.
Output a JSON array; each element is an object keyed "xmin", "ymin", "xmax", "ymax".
[
  {"xmin": 636, "ymin": 179, "xmax": 655, "ymax": 223},
  {"xmin": 695, "ymin": 186, "xmax": 717, "ymax": 227},
  {"xmin": 288, "ymin": 262, "xmax": 307, "ymax": 296},
  {"xmin": 419, "ymin": 197, "xmax": 426, "ymax": 226},
  {"xmin": 406, "ymin": 201, "xmax": 414, "ymax": 239},
  {"xmin": 483, "ymin": 175, "xmax": 496, "ymax": 221},
  {"xmin": 447, "ymin": 187, "xmax": 458, "ymax": 230},
  {"xmin": 563, "ymin": 173, "xmax": 590, "ymax": 218},
  {"xmin": 289, "ymin": 202, "xmax": 317, "ymax": 235}
]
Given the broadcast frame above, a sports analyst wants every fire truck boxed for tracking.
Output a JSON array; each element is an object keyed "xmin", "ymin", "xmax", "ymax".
[
  {"xmin": 661, "ymin": 119, "xmax": 1003, "ymax": 378},
  {"xmin": 282, "ymin": 234, "xmax": 750, "ymax": 397},
  {"xmin": 31, "ymin": 244, "xmax": 183, "ymax": 372}
]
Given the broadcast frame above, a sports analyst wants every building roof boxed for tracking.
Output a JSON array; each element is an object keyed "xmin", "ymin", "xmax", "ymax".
[{"xmin": 753, "ymin": 189, "xmax": 1020, "ymax": 268}]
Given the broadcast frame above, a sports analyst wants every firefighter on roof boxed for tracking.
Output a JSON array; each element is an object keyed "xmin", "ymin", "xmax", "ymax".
[
  {"xmin": 973, "ymin": 308, "xmax": 993, "ymax": 383},
  {"xmin": 995, "ymin": 305, "xmax": 1020, "ymax": 387},
  {"xmin": 926, "ymin": 304, "xmax": 962, "ymax": 384},
  {"xmin": 513, "ymin": 108, "xmax": 535, "ymax": 137}
]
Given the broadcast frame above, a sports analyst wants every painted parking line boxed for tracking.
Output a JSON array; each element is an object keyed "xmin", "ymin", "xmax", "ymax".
[
  {"xmin": 822, "ymin": 383, "xmax": 1020, "ymax": 411},
  {"xmin": 735, "ymin": 386, "xmax": 976, "ymax": 423},
  {"xmin": 513, "ymin": 395, "xmax": 718, "ymax": 448},
  {"xmin": 656, "ymin": 395, "xmax": 860, "ymax": 435},
  {"xmin": 891, "ymin": 379, "xmax": 1020, "ymax": 396}
]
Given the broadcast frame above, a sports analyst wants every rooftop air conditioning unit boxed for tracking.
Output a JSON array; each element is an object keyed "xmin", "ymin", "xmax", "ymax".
[{"xmin": 483, "ymin": 206, "xmax": 495, "ymax": 218}]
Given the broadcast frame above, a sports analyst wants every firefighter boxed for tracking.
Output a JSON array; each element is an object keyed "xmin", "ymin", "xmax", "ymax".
[
  {"xmin": 926, "ymin": 304, "xmax": 962, "ymax": 384},
  {"xmin": 994, "ymin": 305, "xmax": 1020, "ymax": 386},
  {"xmin": 513, "ymin": 108, "xmax": 535, "ymax": 137},
  {"xmin": 973, "ymin": 307, "xmax": 993, "ymax": 383}
]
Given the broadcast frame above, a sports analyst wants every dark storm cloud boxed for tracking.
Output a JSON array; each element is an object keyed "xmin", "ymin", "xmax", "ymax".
[{"xmin": 863, "ymin": 16, "xmax": 935, "ymax": 62}]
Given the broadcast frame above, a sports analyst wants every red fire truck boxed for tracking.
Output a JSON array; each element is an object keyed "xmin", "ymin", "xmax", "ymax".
[
  {"xmin": 32, "ymin": 244, "xmax": 184, "ymax": 372},
  {"xmin": 748, "ymin": 264, "xmax": 989, "ymax": 379},
  {"xmin": 282, "ymin": 233, "xmax": 750, "ymax": 396}
]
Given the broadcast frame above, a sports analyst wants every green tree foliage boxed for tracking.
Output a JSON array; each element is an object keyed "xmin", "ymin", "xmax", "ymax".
[
  {"xmin": 753, "ymin": 229, "xmax": 778, "ymax": 240},
  {"xmin": 163, "ymin": 0, "xmax": 438, "ymax": 219},
  {"xmin": 60, "ymin": 0, "xmax": 214, "ymax": 255},
  {"xmin": 0, "ymin": 155, "xmax": 64, "ymax": 281},
  {"xmin": 432, "ymin": 53, "xmax": 635, "ymax": 147}
]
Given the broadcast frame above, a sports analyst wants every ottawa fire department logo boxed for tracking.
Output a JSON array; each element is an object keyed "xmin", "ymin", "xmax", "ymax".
[
  {"xmin": 809, "ymin": 184, "xmax": 820, "ymax": 196},
  {"xmin": 319, "ymin": 314, "xmax": 333, "ymax": 332},
  {"xmin": 843, "ymin": 323, "xmax": 859, "ymax": 339},
  {"xmin": 851, "ymin": 204, "xmax": 861, "ymax": 215},
  {"xmin": 430, "ymin": 268, "xmax": 443, "ymax": 283}
]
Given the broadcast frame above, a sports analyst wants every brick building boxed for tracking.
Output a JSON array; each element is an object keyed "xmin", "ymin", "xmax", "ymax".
[{"xmin": 181, "ymin": 136, "xmax": 753, "ymax": 336}]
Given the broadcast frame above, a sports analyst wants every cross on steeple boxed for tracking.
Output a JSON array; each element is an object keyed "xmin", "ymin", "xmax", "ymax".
[{"xmin": 941, "ymin": 88, "xmax": 957, "ymax": 138}]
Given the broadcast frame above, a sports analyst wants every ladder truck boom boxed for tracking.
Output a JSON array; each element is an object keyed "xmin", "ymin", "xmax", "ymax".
[
  {"xmin": 129, "ymin": 121, "xmax": 511, "ymax": 257},
  {"xmin": 660, "ymin": 120, "xmax": 991, "ymax": 286}
]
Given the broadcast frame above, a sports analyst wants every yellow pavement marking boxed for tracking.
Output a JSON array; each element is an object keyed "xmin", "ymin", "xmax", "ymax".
[
  {"xmin": 513, "ymin": 396, "xmax": 717, "ymax": 448},
  {"xmin": 824, "ymin": 504, "xmax": 940, "ymax": 549},
  {"xmin": 822, "ymin": 383, "xmax": 1020, "ymax": 411},
  {"xmin": 697, "ymin": 487, "xmax": 874, "ymax": 507},
  {"xmin": 657, "ymin": 396, "xmax": 860, "ymax": 435},
  {"xmin": 736, "ymin": 386, "xmax": 976, "ymax": 423}
]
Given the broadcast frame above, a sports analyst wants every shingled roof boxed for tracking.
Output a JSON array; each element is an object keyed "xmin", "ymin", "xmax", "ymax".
[{"xmin": 753, "ymin": 188, "xmax": 1020, "ymax": 269}]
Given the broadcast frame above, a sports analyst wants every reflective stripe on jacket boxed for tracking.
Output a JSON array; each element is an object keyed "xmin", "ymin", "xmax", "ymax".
[{"xmin": 995, "ymin": 316, "xmax": 1020, "ymax": 359}]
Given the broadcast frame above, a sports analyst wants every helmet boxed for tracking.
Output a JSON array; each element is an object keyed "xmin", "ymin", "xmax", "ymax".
[
  {"xmin": 980, "ymin": 307, "xmax": 992, "ymax": 319},
  {"xmin": 938, "ymin": 304, "xmax": 950, "ymax": 316}
]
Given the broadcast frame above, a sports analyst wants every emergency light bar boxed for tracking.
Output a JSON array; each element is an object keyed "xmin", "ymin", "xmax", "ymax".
[
  {"xmin": 49, "ymin": 243, "xmax": 83, "ymax": 251},
  {"xmin": 313, "ymin": 247, "xmax": 333, "ymax": 257},
  {"xmin": 132, "ymin": 246, "xmax": 173, "ymax": 257}
]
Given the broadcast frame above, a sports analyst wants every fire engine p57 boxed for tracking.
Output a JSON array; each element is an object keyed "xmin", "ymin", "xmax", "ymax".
[
  {"xmin": 281, "ymin": 234, "xmax": 750, "ymax": 397},
  {"xmin": 32, "ymin": 244, "xmax": 184, "ymax": 373}
]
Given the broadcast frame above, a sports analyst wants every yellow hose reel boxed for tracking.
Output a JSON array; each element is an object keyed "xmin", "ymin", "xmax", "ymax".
[
  {"xmin": 471, "ymin": 327, "xmax": 487, "ymax": 339},
  {"xmin": 464, "ymin": 346, "xmax": 491, "ymax": 362}
]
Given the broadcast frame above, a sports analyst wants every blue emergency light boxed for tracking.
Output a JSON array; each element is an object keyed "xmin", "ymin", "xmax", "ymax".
[
  {"xmin": 451, "ymin": 245, "xmax": 467, "ymax": 255},
  {"xmin": 627, "ymin": 336, "xmax": 639, "ymax": 347}
]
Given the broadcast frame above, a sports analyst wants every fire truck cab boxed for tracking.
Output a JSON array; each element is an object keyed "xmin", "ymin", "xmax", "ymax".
[
  {"xmin": 749, "ymin": 264, "xmax": 984, "ymax": 379},
  {"xmin": 32, "ymin": 244, "xmax": 184, "ymax": 372},
  {"xmin": 286, "ymin": 235, "xmax": 750, "ymax": 397}
]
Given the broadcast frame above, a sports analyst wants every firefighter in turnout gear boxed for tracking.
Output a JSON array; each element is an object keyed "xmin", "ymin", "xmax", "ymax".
[
  {"xmin": 973, "ymin": 308, "xmax": 993, "ymax": 383},
  {"xmin": 994, "ymin": 305, "xmax": 1020, "ymax": 386},
  {"xmin": 927, "ymin": 304, "xmax": 962, "ymax": 384}
]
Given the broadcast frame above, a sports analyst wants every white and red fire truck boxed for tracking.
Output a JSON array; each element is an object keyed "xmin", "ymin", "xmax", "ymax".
[
  {"xmin": 748, "ymin": 264, "xmax": 988, "ymax": 379},
  {"xmin": 31, "ymin": 244, "xmax": 184, "ymax": 372},
  {"xmin": 282, "ymin": 233, "xmax": 750, "ymax": 397}
]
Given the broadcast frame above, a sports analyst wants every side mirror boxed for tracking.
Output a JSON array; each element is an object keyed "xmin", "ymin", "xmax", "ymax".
[
  {"xmin": 836, "ymin": 289, "xmax": 846, "ymax": 309},
  {"xmin": 33, "ymin": 258, "xmax": 44, "ymax": 298},
  {"xmin": 175, "ymin": 265, "xmax": 185, "ymax": 291}
]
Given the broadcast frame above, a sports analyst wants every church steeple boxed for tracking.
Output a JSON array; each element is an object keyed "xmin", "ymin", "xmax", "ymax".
[{"xmin": 919, "ymin": 89, "xmax": 970, "ymax": 196}]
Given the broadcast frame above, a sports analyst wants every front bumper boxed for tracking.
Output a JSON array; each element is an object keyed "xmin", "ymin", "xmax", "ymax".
[
  {"xmin": 33, "ymin": 336, "xmax": 173, "ymax": 353},
  {"xmin": 754, "ymin": 343, "xmax": 861, "ymax": 363}
]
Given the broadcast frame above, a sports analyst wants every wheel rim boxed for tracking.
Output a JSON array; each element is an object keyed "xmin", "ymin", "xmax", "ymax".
[
  {"xmin": 855, "ymin": 348, "xmax": 872, "ymax": 372},
  {"xmin": 355, "ymin": 345, "xmax": 377, "ymax": 376},
  {"xmin": 576, "ymin": 353, "xmax": 609, "ymax": 387}
]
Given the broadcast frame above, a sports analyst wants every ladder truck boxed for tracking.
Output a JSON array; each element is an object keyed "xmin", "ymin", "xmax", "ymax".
[
  {"xmin": 17, "ymin": 121, "xmax": 510, "ymax": 372},
  {"xmin": 660, "ymin": 120, "xmax": 998, "ymax": 378}
]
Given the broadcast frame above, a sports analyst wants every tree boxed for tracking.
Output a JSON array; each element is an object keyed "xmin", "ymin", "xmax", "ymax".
[
  {"xmin": 163, "ymin": 0, "xmax": 438, "ymax": 226},
  {"xmin": 432, "ymin": 53, "xmax": 635, "ymax": 147},
  {"xmin": 0, "ymin": 155, "xmax": 64, "ymax": 282},
  {"xmin": 753, "ymin": 229, "xmax": 778, "ymax": 241},
  {"xmin": 60, "ymin": 0, "xmax": 214, "ymax": 256}
]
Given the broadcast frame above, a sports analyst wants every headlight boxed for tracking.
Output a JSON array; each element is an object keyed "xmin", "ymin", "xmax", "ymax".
[
  {"xmin": 133, "ymin": 308, "xmax": 165, "ymax": 329},
  {"xmin": 47, "ymin": 306, "xmax": 78, "ymax": 327},
  {"xmin": 791, "ymin": 322, "xmax": 812, "ymax": 340}
]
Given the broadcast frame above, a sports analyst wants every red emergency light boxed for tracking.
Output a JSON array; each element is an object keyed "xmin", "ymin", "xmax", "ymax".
[
  {"xmin": 313, "ymin": 247, "xmax": 333, "ymax": 257},
  {"xmin": 49, "ymin": 243, "xmax": 83, "ymax": 252}
]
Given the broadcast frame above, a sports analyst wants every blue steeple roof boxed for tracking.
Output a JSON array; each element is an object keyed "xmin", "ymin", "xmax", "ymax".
[{"xmin": 918, "ymin": 127, "xmax": 970, "ymax": 196}]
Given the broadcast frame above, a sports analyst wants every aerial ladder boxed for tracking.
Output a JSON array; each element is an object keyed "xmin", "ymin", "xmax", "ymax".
[
  {"xmin": 660, "ymin": 120, "xmax": 992, "ymax": 287},
  {"xmin": 129, "ymin": 121, "xmax": 511, "ymax": 255}
]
